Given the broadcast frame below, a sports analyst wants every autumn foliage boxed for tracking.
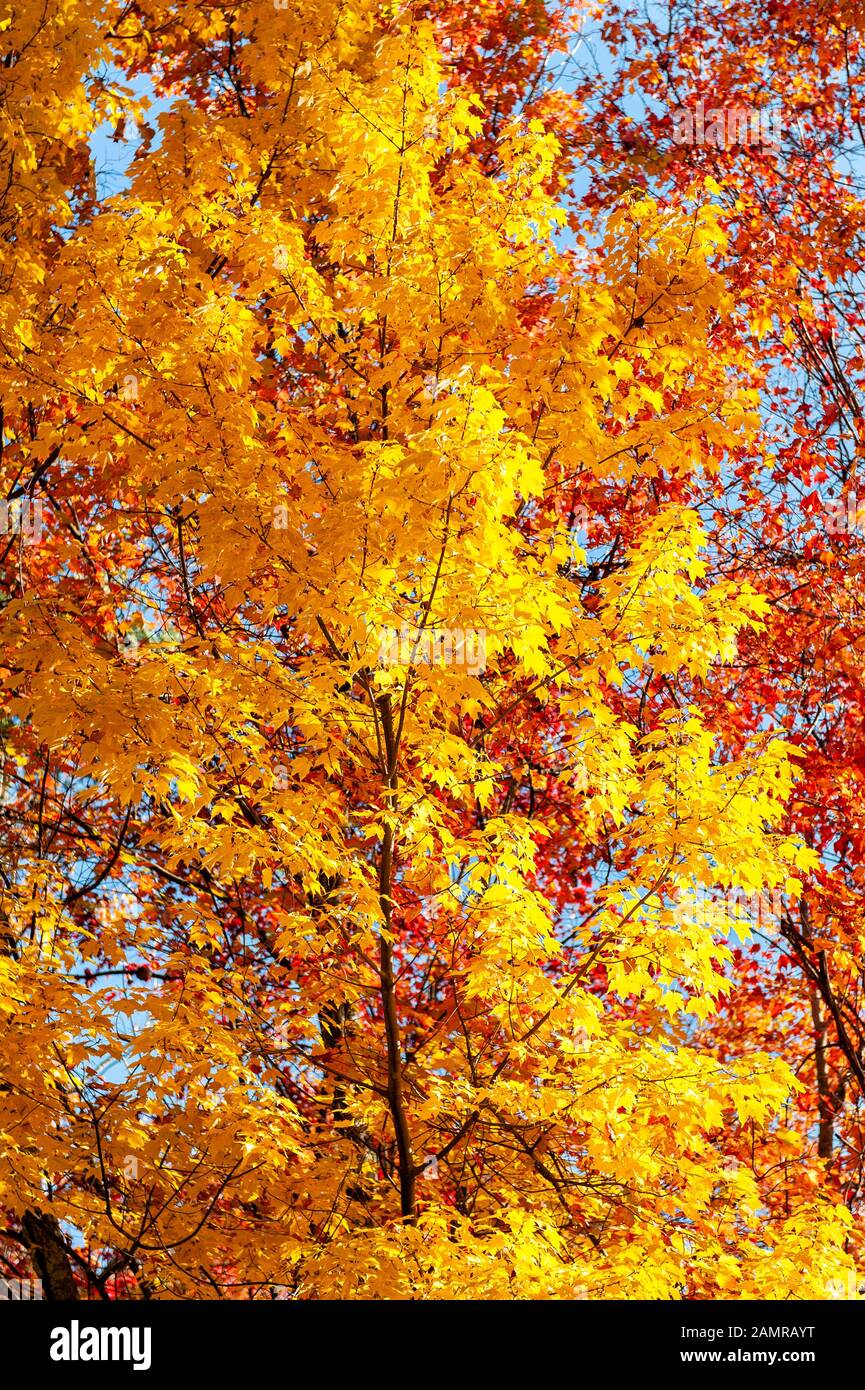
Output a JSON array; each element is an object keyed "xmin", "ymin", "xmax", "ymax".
[{"xmin": 1, "ymin": 0, "xmax": 864, "ymax": 1300}]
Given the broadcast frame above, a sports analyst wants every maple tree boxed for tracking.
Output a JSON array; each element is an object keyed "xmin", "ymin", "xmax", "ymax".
[{"xmin": 0, "ymin": 0, "xmax": 860, "ymax": 1300}]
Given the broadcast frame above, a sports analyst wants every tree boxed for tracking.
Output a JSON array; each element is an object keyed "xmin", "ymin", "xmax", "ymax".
[{"xmin": 0, "ymin": 0, "xmax": 855, "ymax": 1298}]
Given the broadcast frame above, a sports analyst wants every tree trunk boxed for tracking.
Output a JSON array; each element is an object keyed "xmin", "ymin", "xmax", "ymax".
[
  {"xmin": 809, "ymin": 988, "xmax": 835, "ymax": 1160},
  {"xmin": 20, "ymin": 1210, "xmax": 78, "ymax": 1300}
]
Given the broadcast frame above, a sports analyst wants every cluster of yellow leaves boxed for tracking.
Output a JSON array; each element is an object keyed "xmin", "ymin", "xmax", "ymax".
[{"xmin": 0, "ymin": 0, "xmax": 854, "ymax": 1298}]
